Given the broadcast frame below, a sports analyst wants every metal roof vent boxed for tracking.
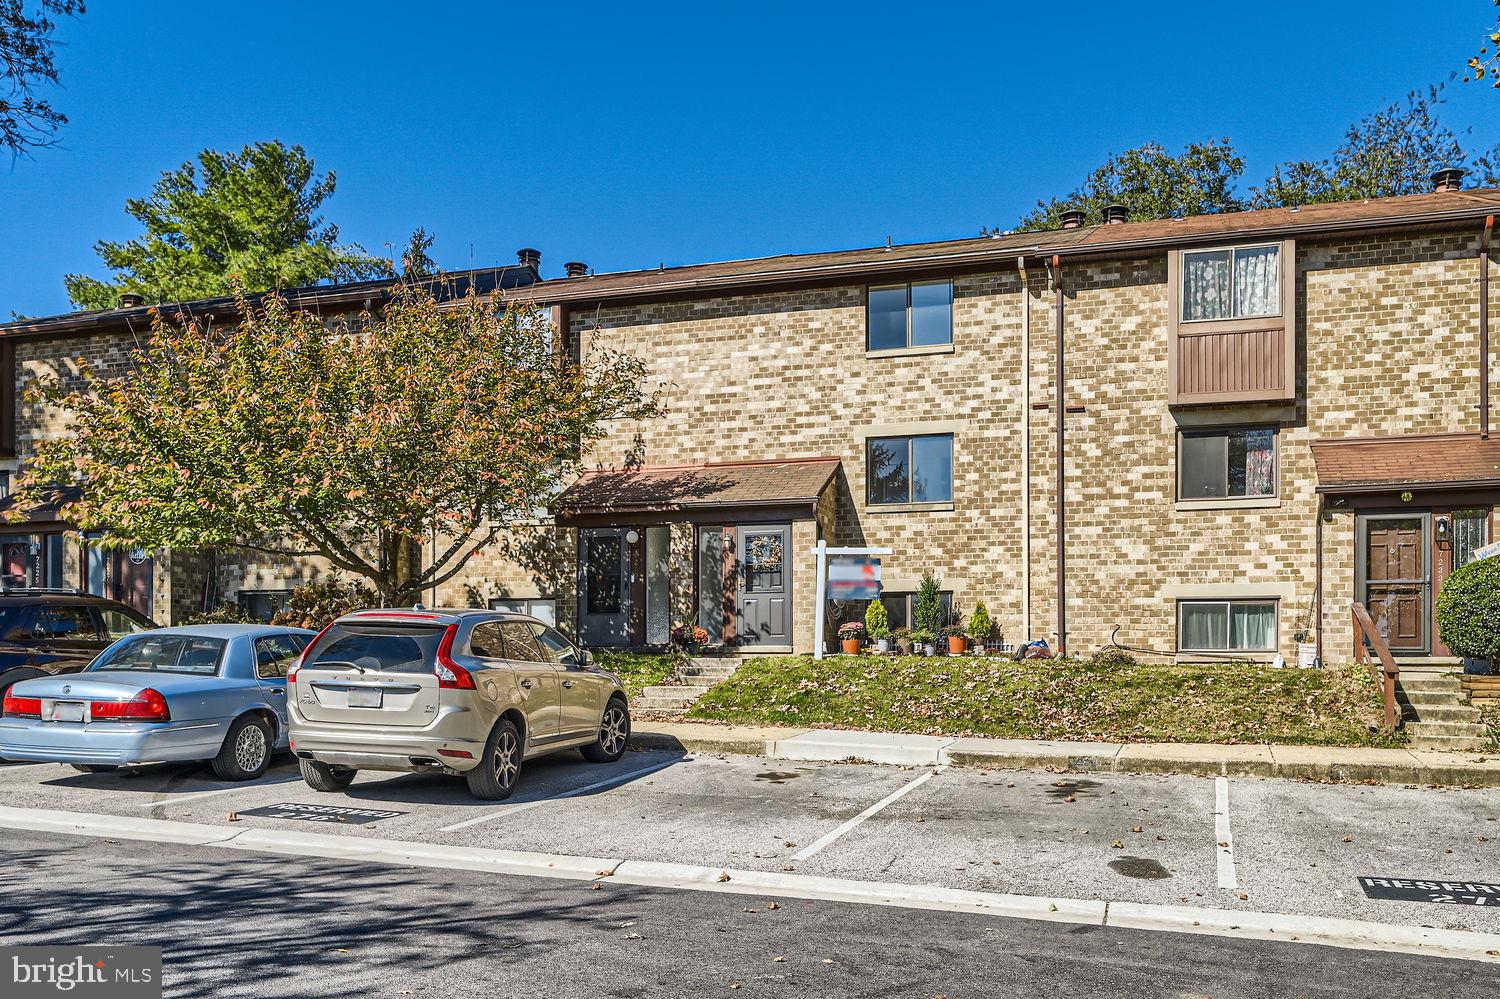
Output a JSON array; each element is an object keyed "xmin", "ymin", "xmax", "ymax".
[
  {"xmin": 118, "ymin": 293, "xmax": 145, "ymax": 309},
  {"xmin": 516, "ymin": 247, "xmax": 542, "ymax": 270},
  {"xmin": 1431, "ymin": 167, "xmax": 1467, "ymax": 193},
  {"xmin": 1103, "ymin": 204, "xmax": 1129, "ymax": 225},
  {"xmin": 1059, "ymin": 209, "xmax": 1086, "ymax": 230},
  {"xmin": 564, "ymin": 261, "xmax": 589, "ymax": 278}
]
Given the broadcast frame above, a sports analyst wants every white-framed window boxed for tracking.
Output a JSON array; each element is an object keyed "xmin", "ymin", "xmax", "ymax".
[
  {"xmin": 489, "ymin": 597, "xmax": 557, "ymax": 627},
  {"xmin": 1178, "ymin": 427, "xmax": 1277, "ymax": 500},
  {"xmin": 1177, "ymin": 599, "xmax": 1277, "ymax": 653},
  {"xmin": 867, "ymin": 280, "xmax": 953, "ymax": 351},
  {"xmin": 1180, "ymin": 243, "xmax": 1281, "ymax": 322},
  {"xmin": 1453, "ymin": 509, "xmax": 1491, "ymax": 567},
  {"xmin": 867, "ymin": 434, "xmax": 953, "ymax": 505}
]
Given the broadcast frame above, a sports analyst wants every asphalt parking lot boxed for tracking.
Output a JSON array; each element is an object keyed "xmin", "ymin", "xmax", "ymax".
[{"xmin": 1, "ymin": 749, "xmax": 1497, "ymax": 935}]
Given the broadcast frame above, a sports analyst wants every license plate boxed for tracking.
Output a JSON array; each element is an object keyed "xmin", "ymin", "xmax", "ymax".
[
  {"xmin": 348, "ymin": 688, "xmax": 383, "ymax": 709},
  {"xmin": 48, "ymin": 701, "xmax": 85, "ymax": 723}
]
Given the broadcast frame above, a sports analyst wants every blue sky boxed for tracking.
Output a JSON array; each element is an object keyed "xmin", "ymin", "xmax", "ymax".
[{"xmin": 3, "ymin": 0, "xmax": 1498, "ymax": 318}]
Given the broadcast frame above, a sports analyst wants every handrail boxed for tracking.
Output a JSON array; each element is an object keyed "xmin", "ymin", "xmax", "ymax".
[{"xmin": 1352, "ymin": 602, "xmax": 1402, "ymax": 731}]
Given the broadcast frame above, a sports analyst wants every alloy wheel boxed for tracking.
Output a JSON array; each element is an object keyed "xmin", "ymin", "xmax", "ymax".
[
  {"xmin": 235, "ymin": 724, "xmax": 267, "ymax": 772},
  {"xmin": 600, "ymin": 706, "xmax": 627, "ymax": 755},
  {"xmin": 493, "ymin": 730, "xmax": 519, "ymax": 789}
]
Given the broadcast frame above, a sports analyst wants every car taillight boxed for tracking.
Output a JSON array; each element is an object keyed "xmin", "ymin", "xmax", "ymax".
[
  {"xmin": 434, "ymin": 624, "xmax": 474, "ymax": 690},
  {"xmin": 288, "ymin": 621, "xmax": 337, "ymax": 683},
  {"xmin": 90, "ymin": 688, "xmax": 170, "ymax": 722},
  {"xmin": 2, "ymin": 693, "xmax": 41, "ymax": 718}
]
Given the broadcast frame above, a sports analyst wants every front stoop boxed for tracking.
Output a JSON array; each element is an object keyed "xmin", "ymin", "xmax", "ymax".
[
  {"xmin": 1398, "ymin": 673, "xmax": 1492, "ymax": 752},
  {"xmin": 633, "ymin": 656, "xmax": 742, "ymax": 715}
]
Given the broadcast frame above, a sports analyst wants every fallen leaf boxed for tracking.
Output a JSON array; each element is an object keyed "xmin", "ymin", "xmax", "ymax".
[
  {"xmin": 1342, "ymin": 835, "xmax": 1353, "ymax": 843},
  {"xmin": 1238, "ymin": 893, "xmax": 1249, "ymax": 901},
  {"xmin": 766, "ymin": 902, "xmax": 780, "ymax": 910},
  {"xmin": 226, "ymin": 812, "xmax": 240, "ymax": 822},
  {"xmin": 1065, "ymin": 795, "xmax": 1076, "ymax": 803},
  {"xmin": 1111, "ymin": 840, "xmax": 1125, "ymax": 849},
  {"xmin": 1131, "ymin": 826, "xmax": 1143, "ymax": 833},
  {"xmin": 773, "ymin": 956, "xmax": 785, "ymax": 963},
  {"xmin": 718, "ymin": 871, "xmax": 732, "ymax": 883},
  {"xmin": 784, "ymin": 840, "xmax": 796, "ymax": 848},
  {"xmin": 625, "ymin": 933, "xmax": 643, "ymax": 940},
  {"xmin": 822, "ymin": 959, "xmax": 834, "ymax": 964},
  {"xmin": 590, "ymin": 883, "xmax": 603, "ymax": 891}
]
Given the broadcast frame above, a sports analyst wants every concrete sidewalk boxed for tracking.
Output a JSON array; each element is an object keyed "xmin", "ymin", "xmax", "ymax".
[{"xmin": 629, "ymin": 721, "xmax": 1500, "ymax": 786}]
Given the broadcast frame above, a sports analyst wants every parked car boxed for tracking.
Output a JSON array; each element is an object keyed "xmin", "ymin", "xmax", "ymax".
[
  {"xmin": 288, "ymin": 609, "xmax": 630, "ymax": 800},
  {"xmin": 0, "ymin": 589, "xmax": 160, "ymax": 701},
  {"xmin": 0, "ymin": 624, "xmax": 315, "ymax": 779}
]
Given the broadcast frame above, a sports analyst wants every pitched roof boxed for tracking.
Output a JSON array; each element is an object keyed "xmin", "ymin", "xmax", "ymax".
[
  {"xmin": 1311, "ymin": 433, "xmax": 1500, "ymax": 493},
  {"xmin": 556, "ymin": 457, "xmax": 840, "ymax": 517},
  {"xmin": 511, "ymin": 188, "xmax": 1500, "ymax": 306}
]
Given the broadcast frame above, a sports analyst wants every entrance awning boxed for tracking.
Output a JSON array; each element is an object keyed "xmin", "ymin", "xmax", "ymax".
[
  {"xmin": 555, "ymin": 457, "xmax": 840, "ymax": 524},
  {"xmin": 1312, "ymin": 433, "xmax": 1500, "ymax": 495}
]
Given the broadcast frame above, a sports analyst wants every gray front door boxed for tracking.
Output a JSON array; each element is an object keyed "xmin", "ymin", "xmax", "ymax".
[
  {"xmin": 578, "ymin": 528, "xmax": 630, "ymax": 647},
  {"xmin": 737, "ymin": 524, "xmax": 791, "ymax": 647}
]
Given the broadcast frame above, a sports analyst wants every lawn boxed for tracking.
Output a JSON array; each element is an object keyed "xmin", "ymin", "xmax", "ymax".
[
  {"xmin": 593, "ymin": 650, "xmax": 680, "ymax": 699},
  {"xmin": 688, "ymin": 655, "xmax": 1401, "ymax": 747}
]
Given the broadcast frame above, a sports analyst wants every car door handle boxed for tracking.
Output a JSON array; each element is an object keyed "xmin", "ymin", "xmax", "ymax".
[
  {"xmin": 268, "ymin": 688, "xmax": 285, "ymax": 696},
  {"xmin": 562, "ymin": 679, "xmax": 574, "ymax": 689},
  {"xmin": 520, "ymin": 679, "xmax": 533, "ymax": 689}
]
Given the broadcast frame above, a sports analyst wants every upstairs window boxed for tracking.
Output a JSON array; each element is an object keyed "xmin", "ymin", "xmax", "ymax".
[
  {"xmin": 1181, "ymin": 244, "xmax": 1281, "ymax": 322},
  {"xmin": 867, "ymin": 280, "xmax": 952, "ymax": 351},
  {"xmin": 1178, "ymin": 427, "xmax": 1276, "ymax": 500},
  {"xmin": 868, "ymin": 434, "xmax": 953, "ymax": 505}
]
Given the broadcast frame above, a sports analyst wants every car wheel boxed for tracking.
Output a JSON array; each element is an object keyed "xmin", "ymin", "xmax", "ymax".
[
  {"xmin": 299, "ymin": 758, "xmax": 357, "ymax": 792},
  {"xmin": 581, "ymin": 698, "xmax": 631, "ymax": 763},
  {"xmin": 70, "ymin": 764, "xmax": 118, "ymax": 774},
  {"xmin": 211, "ymin": 715, "xmax": 273, "ymax": 781},
  {"xmin": 466, "ymin": 717, "xmax": 522, "ymax": 801}
]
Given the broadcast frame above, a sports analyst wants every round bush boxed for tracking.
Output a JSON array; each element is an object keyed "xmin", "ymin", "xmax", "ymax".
[{"xmin": 1436, "ymin": 556, "xmax": 1500, "ymax": 659}]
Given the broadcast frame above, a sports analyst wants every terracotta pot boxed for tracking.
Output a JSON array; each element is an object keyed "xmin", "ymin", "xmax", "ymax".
[
  {"xmin": 947, "ymin": 635, "xmax": 967, "ymax": 654},
  {"xmin": 841, "ymin": 638, "xmax": 862, "ymax": 655}
]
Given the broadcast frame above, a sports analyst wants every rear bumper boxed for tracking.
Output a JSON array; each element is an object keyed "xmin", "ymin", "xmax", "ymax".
[
  {"xmin": 288, "ymin": 705, "xmax": 488, "ymax": 774},
  {"xmin": 0, "ymin": 717, "xmax": 226, "ymax": 765}
]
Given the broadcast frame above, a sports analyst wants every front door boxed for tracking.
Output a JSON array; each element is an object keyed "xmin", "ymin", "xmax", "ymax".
[
  {"xmin": 578, "ymin": 528, "xmax": 630, "ymax": 647},
  {"xmin": 1360, "ymin": 514, "xmax": 1429, "ymax": 654},
  {"xmin": 736, "ymin": 524, "xmax": 791, "ymax": 647}
]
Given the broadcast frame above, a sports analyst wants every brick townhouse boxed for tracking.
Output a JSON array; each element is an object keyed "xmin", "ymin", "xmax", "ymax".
[{"xmin": 3, "ymin": 180, "xmax": 1498, "ymax": 668}]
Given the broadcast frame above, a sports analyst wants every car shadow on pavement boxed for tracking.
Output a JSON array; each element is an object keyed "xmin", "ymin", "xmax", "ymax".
[{"xmin": 37, "ymin": 757, "xmax": 302, "ymax": 794}]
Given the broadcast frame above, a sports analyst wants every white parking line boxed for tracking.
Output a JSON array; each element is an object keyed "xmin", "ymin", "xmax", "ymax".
[
  {"xmin": 792, "ymin": 767, "xmax": 943, "ymax": 862},
  {"xmin": 437, "ymin": 758, "xmax": 681, "ymax": 833},
  {"xmin": 131, "ymin": 776, "xmax": 303, "ymax": 808},
  {"xmin": 1214, "ymin": 776, "xmax": 1239, "ymax": 891}
]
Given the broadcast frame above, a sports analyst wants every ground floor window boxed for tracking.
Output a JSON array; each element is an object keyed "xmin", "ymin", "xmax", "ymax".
[
  {"xmin": 1178, "ymin": 599, "xmax": 1277, "ymax": 653},
  {"xmin": 240, "ymin": 589, "xmax": 293, "ymax": 623},
  {"xmin": 489, "ymin": 597, "xmax": 558, "ymax": 627},
  {"xmin": 836, "ymin": 590, "xmax": 954, "ymax": 633},
  {"xmin": 1453, "ymin": 509, "xmax": 1490, "ymax": 567}
]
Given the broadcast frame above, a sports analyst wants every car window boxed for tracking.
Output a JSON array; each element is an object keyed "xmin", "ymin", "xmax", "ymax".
[
  {"xmin": 34, "ymin": 606, "xmax": 101, "ymax": 641},
  {"xmin": 308, "ymin": 623, "xmax": 445, "ymax": 674},
  {"xmin": 531, "ymin": 624, "xmax": 578, "ymax": 665},
  {"xmin": 254, "ymin": 634, "xmax": 303, "ymax": 679},
  {"xmin": 92, "ymin": 634, "xmax": 227, "ymax": 675},
  {"xmin": 498, "ymin": 621, "xmax": 547, "ymax": 663},
  {"xmin": 469, "ymin": 622, "xmax": 505, "ymax": 659},
  {"xmin": 97, "ymin": 607, "xmax": 157, "ymax": 640}
]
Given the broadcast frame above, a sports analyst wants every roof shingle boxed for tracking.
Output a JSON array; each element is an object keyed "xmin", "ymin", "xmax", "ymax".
[
  {"xmin": 556, "ymin": 458, "xmax": 840, "ymax": 515},
  {"xmin": 1311, "ymin": 433, "xmax": 1500, "ymax": 492}
]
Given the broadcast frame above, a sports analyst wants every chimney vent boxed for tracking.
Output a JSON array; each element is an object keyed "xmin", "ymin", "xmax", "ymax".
[
  {"xmin": 1431, "ymin": 167, "xmax": 1467, "ymax": 193},
  {"xmin": 1103, "ymin": 204, "xmax": 1129, "ymax": 225},
  {"xmin": 564, "ymin": 261, "xmax": 589, "ymax": 278},
  {"xmin": 118, "ymin": 293, "xmax": 145, "ymax": 309},
  {"xmin": 1059, "ymin": 209, "xmax": 1086, "ymax": 230},
  {"xmin": 516, "ymin": 247, "xmax": 542, "ymax": 270}
]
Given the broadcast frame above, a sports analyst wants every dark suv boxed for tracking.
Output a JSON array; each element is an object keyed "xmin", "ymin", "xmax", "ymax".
[{"xmin": 0, "ymin": 589, "xmax": 159, "ymax": 700}]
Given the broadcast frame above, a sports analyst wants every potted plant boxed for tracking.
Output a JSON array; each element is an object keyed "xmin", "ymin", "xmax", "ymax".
[
  {"xmin": 839, "ymin": 621, "xmax": 865, "ymax": 655},
  {"xmin": 671, "ymin": 622, "xmax": 709, "ymax": 652},
  {"xmin": 913, "ymin": 572, "xmax": 943, "ymax": 640},
  {"xmin": 911, "ymin": 629, "xmax": 937, "ymax": 656},
  {"xmin": 892, "ymin": 628, "xmax": 913, "ymax": 655},
  {"xmin": 1437, "ymin": 556, "xmax": 1500, "ymax": 674},
  {"xmin": 967, "ymin": 601, "xmax": 992, "ymax": 655},
  {"xmin": 943, "ymin": 625, "xmax": 967, "ymax": 655},
  {"xmin": 865, "ymin": 599, "xmax": 892, "ymax": 653}
]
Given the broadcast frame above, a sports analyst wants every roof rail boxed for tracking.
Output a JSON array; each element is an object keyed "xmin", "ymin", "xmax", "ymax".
[{"xmin": 0, "ymin": 585, "xmax": 87, "ymax": 596}]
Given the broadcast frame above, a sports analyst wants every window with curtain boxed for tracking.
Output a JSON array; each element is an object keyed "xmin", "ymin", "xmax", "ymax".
[
  {"xmin": 1178, "ymin": 427, "xmax": 1277, "ymax": 500},
  {"xmin": 1181, "ymin": 244, "xmax": 1280, "ymax": 322},
  {"xmin": 1178, "ymin": 600, "xmax": 1277, "ymax": 652},
  {"xmin": 1453, "ymin": 510, "xmax": 1490, "ymax": 567}
]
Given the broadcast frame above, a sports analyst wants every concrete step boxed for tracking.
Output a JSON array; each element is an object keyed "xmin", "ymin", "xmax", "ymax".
[
  {"xmin": 1405, "ymin": 719, "xmax": 1489, "ymax": 736},
  {"xmin": 1403, "ymin": 704, "xmax": 1484, "ymax": 723},
  {"xmin": 1398, "ymin": 688, "xmax": 1466, "ymax": 704},
  {"xmin": 680, "ymin": 666, "xmax": 739, "ymax": 679},
  {"xmin": 1408, "ymin": 734, "xmax": 1493, "ymax": 752}
]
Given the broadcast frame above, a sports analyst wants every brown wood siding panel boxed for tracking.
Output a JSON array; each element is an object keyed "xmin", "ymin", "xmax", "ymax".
[{"xmin": 1176, "ymin": 328, "xmax": 1285, "ymax": 400}]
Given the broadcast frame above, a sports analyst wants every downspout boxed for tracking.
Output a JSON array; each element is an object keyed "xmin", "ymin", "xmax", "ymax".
[
  {"xmin": 1052, "ymin": 254, "xmax": 1067, "ymax": 657},
  {"xmin": 1017, "ymin": 257, "xmax": 1031, "ymax": 642},
  {"xmin": 1314, "ymin": 495, "xmax": 1324, "ymax": 667},
  {"xmin": 1482, "ymin": 215, "xmax": 1494, "ymax": 440}
]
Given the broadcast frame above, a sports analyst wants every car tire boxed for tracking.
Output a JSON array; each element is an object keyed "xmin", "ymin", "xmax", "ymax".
[
  {"xmin": 70, "ymin": 764, "xmax": 118, "ymax": 774},
  {"xmin": 211, "ymin": 715, "xmax": 273, "ymax": 781},
  {"xmin": 581, "ymin": 697, "xmax": 631, "ymax": 764},
  {"xmin": 299, "ymin": 758, "xmax": 357, "ymax": 792},
  {"xmin": 466, "ymin": 717, "xmax": 523, "ymax": 801}
]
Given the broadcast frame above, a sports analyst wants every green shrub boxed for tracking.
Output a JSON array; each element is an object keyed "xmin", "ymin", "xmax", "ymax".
[
  {"xmin": 271, "ymin": 574, "xmax": 378, "ymax": 630},
  {"xmin": 864, "ymin": 599, "xmax": 891, "ymax": 640},
  {"xmin": 914, "ymin": 571, "xmax": 943, "ymax": 635},
  {"xmin": 182, "ymin": 602, "xmax": 257, "ymax": 625},
  {"xmin": 967, "ymin": 601, "xmax": 992, "ymax": 642},
  {"xmin": 1436, "ymin": 556, "xmax": 1500, "ymax": 659}
]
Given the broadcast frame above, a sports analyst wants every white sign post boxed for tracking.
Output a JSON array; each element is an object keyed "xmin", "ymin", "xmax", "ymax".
[{"xmin": 812, "ymin": 539, "xmax": 893, "ymax": 659}]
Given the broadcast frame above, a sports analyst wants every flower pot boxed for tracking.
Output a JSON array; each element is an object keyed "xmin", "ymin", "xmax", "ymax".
[
  {"xmin": 922, "ymin": 642, "xmax": 937, "ymax": 657},
  {"xmin": 1463, "ymin": 657, "xmax": 1494, "ymax": 675},
  {"xmin": 876, "ymin": 638, "xmax": 892, "ymax": 653},
  {"xmin": 896, "ymin": 639, "xmax": 912, "ymax": 655},
  {"xmin": 841, "ymin": 638, "xmax": 862, "ymax": 655},
  {"xmin": 971, "ymin": 643, "xmax": 985, "ymax": 657},
  {"xmin": 947, "ymin": 635, "xmax": 967, "ymax": 655}
]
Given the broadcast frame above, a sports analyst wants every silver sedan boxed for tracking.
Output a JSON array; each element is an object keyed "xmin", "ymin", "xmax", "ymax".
[{"xmin": 0, "ymin": 624, "xmax": 315, "ymax": 779}]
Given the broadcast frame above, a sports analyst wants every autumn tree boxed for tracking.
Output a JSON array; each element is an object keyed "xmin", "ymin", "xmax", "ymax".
[
  {"xmin": 1466, "ymin": 1, "xmax": 1500, "ymax": 88},
  {"xmin": 1, "ymin": 0, "xmax": 82, "ymax": 157},
  {"xmin": 13, "ymin": 282, "xmax": 663, "ymax": 603},
  {"xmin": 64, "ymin": 141, "xmax": 391, "ymax": 310}
]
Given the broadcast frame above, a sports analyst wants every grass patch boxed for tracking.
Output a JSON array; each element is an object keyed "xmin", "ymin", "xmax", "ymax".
[
  {"xmin": 688, "ymin": 655, "xmax": 1401, "ymax": 747},
  {"xmin": 1480, "ymin": 702, "xmax": 1500, "ymax": 748},
  {"xmin": 594, "ymin": 650, "xmax": 681, "ymax": 699}
]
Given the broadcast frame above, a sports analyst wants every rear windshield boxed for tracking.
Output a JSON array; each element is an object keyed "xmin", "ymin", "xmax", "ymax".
[
  {"xmin": 309, "ymin": 623, "xmax": 445, "ymax": 674},
  {"xmin": 91, "ymin": 634, "xmax": 227, "ymax": 676}
]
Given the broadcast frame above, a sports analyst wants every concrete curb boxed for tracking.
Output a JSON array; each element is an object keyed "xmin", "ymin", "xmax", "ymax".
[
  {"xmin": 4, "ymin": 804, "xmax": 1497, "ymax": 965},
  {"xmin": 629, "ymin": 726, "xmax": 1500, "ymax": 786}
]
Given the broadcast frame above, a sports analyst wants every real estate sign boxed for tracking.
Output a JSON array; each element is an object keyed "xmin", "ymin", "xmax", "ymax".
[
  {"xmin": 1472, "ymin": 540, "xmax": 1500, "ymax": 561},
  {"xmin": 828, "ymin": 557, "xmax": 881, "ymax": 601}
]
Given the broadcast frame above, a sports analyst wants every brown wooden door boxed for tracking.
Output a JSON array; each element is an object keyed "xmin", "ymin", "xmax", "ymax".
[{"xmin": 1363, "ymin": 517, "xmax": 1427, "ymax": 653}]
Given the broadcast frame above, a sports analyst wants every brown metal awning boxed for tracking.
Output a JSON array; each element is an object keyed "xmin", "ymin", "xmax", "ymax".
[
  {"xmin": 1312, "ymin": 433, "xmax": 1500, "ymax": 494},
  {"xmin": 555, "ymin": 457, "xmax": 840, "ymax": 524}
]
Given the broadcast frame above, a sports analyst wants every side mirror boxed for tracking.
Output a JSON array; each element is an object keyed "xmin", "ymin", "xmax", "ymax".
[{"xmin": 580, "ymin": 649, "xmax": 595, "ymax": 669}]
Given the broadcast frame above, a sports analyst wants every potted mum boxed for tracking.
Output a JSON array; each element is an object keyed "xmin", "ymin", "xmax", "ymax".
[
  {"xmin": 671, "ymin": 622, "xmax": 709, "ymax": 651},
  {"xmin": 967, "ymin": 601, "xmax": 992, "ymax": 656},
  {"xmin": 839, "ymin": 621, "xmax": 865, "ymax": 655},
  {"xmin": 911, "ymin": 629, "xmax": 938, "ymax": 656},
  {"xmin": 943, "ymin": 625, "xmax": 967, "ymax": 655},
  {"xmin": 865, "ymin": 599, "xmax": 892, "ymax": 653}
]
